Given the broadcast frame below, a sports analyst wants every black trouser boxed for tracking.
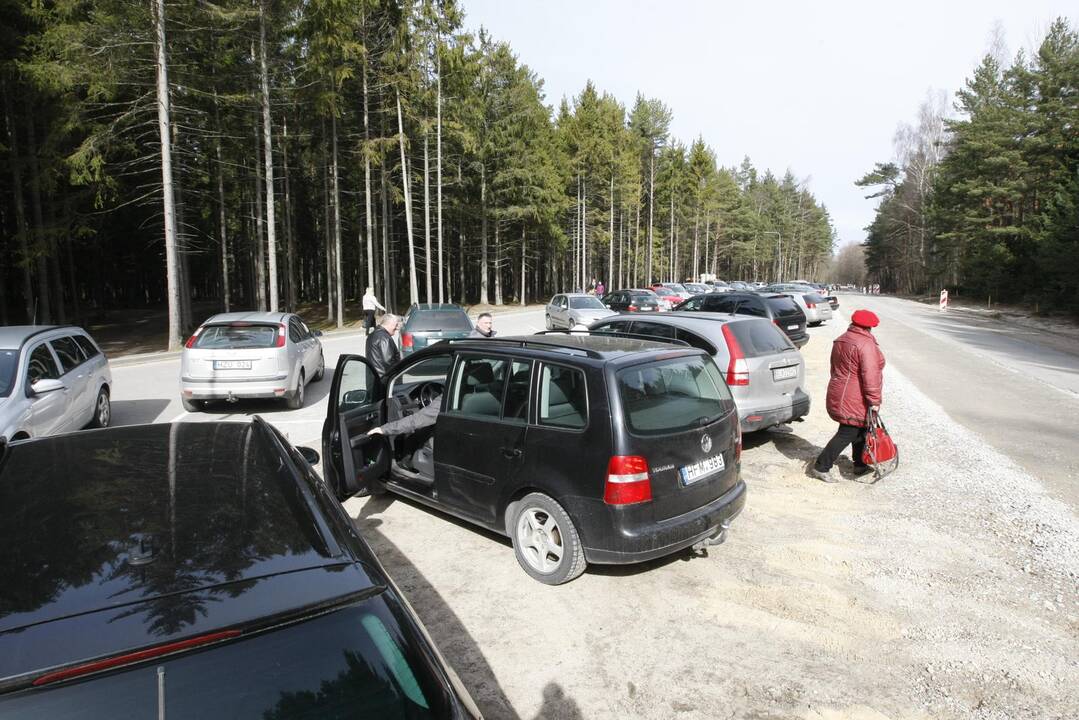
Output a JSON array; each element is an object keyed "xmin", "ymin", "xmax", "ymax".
[
  {"xmin": 815, "ymin": 423, "xmax": 867, "ymax": 472},
  {"xmin": 364, "ymin": 310, "xmax": 375, "ymax": 333}
]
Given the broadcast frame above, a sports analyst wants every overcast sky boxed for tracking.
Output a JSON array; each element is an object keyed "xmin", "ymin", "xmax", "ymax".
[{"xmin": 462, "ymin": 0, "xmax": 1076, "ymax": 251}]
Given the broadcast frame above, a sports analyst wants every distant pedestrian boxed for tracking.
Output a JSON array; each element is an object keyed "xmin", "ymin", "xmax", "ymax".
[
  {"xmin": 810, "ymin": 309, "xmax": 885, "ymax": 483},
  {"xmin": 469, "ymin": 312, "xmax": 497, "ymax": 338},
  {"xmin": 596, "ymin": 280, "xmax": 606, "ymax": 296},
  {"xmin": 365, "ymin": 313, "xmax": 401, "ymax": 378},
  {"xmin": 362, "ymin": 287, "xmax": 385, "ymax": 335}
]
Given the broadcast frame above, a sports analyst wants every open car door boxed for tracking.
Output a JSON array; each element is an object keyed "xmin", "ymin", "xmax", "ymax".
[{"xmin": 322, "ymin": 354, "xmax": 390, "ymax": 501}]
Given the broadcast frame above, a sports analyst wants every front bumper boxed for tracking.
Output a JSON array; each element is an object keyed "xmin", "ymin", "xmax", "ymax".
[{"xmin": 583, "ymin": 479, "xmax": 747, "ymax": 565}]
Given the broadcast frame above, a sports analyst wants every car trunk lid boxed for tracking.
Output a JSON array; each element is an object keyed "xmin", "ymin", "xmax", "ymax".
[{"xmin": 184, "ymin": 323, "xmax": 285, "ymax": 379}]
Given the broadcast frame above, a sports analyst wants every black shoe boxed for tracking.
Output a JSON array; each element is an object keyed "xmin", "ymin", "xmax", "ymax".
[{"xmin": 852, "ymin": 464, "xmax": 873, "ymax": 477}]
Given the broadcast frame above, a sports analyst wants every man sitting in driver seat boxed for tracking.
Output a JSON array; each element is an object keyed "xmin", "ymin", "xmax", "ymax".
[{"xmin": 367, "ymin": 393, "xmax": 441, "ymax": 438}]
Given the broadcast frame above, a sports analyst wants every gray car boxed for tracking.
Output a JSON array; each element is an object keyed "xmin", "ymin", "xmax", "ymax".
[
  {"xmin": 0, "ymin": 326, "xmax": 113, "ymax": 442},
  {"xmin": 589, "ymin": 312, "xmax": 810, "ymax": 433},
  {"xmin": 180, "ymin": 312, "xmax": 324, "ymax": 411},
  {"xmin": 545, "ymin": 293, "xmax": 616, "ymax": 329}
]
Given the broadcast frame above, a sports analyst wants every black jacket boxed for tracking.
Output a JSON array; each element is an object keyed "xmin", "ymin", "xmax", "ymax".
[{"xmin": 365, "ymin": 327, "xmax": 400, "ymax": 377}]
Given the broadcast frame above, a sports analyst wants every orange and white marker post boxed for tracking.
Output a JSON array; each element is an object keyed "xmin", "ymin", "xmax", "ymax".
[{"xmin": 940, "ymin": 288, "xmax": 948, "ymax": 311}]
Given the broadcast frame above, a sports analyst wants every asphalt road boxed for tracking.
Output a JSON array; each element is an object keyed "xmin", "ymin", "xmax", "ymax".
[
  {"xmin": 107, "ymin": 307, "xmax": 549, "ymax": 450},
  {"xmin": 837, "ymin": 293, "xmax": 1079, "ymax": 514}
]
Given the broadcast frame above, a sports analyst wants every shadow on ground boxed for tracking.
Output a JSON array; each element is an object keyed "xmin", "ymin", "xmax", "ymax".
[{"xmin": 111, "ymin": 398, "xmax": 172, "ymax": 426}]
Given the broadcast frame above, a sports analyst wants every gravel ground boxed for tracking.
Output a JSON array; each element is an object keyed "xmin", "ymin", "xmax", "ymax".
[{"xmin": 344, "ymin": 314, "xmax": 1079, "ymax": 719}]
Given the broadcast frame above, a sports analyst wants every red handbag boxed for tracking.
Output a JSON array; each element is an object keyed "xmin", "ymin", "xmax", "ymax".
[{"xmin": 862, "ymin": 409, "xmax": 898, "ymax": 481}]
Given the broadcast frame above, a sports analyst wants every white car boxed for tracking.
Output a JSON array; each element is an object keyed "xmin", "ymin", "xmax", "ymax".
[
  {"xmin": 180, "ymin": 312, "xmax": 324, "ymax": 411},
  {"xmin": 0, "ymin": 326, "xmax": 112, "ymax": 441}
]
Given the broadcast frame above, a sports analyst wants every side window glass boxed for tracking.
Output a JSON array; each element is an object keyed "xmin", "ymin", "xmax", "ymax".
[
  {"xmin": 72, "ymin": 335, "xmax": 101, "ymax": 359},
  {"xmin": 450, "ymin": 356, "xmax": 508, "ymax": 420},
  {"xmin": 299, "ymin": 320, "xmax": 313, "ymax": 339},
  {"xmin": 675, "ymin": 328, "xmax": 713, "ymax": 353},
  {"xmin": 502, "ymin": 360, "xmax": 531, "ymax": 423},
  {"xmin": 397, "ymin": 355, "xmax": 453, "ymax": 389},
  {"xmin": 742, "ymin": 301, "xmax": 766, "ymax": 317},
  {"xmin": 27, "ymin": 345, "xmax": 60, "ymax": 386},
  {"xmin": 337, "ymin": 358, "xmax": 378, "ymax": 413},
  {"xmin": 704, "ymin": 295, "xmax": 728, "ymax": 312},
  {"xmin": 631, "ymin": 322, "xmax": 676, "ymax": 340},
  {"xmin": 288, "ymin": 320, "xmax": 303, "ymax": 343},
  {"xmin": 538, "ymin": 364, "xmax": 587, "ymax": 430},
  {"xmin": 51, "ymin": 336, "xmax": 87, "ymax": 374},
  {"xmin": 681, "ymin": 297, "xmax": 702, "ymax": 311}
]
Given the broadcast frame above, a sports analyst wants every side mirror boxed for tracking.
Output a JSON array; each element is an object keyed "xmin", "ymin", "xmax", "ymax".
[
  {"xmin": 604, "ymin": 304, "xmax": 612, "ymax": 309},
  {"xmin": 314, "ymin": 330, "xmax": 323, "ymax": 337},
  {"xmin": 296, "ymin": 446, "xmax": 320, "ymax": 466},
  {"xmin": 31, "ymin": 378, "xmax": 65, "ymax": 395}
]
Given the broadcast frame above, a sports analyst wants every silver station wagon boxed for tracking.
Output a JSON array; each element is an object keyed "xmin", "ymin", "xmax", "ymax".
[
  {"xmin": 0, "ymin": 325, "xmax": 112, "ymax": 441},
  {"xmin": 180, "ymin": 312, "xmax": 324, "ymax": 411}
]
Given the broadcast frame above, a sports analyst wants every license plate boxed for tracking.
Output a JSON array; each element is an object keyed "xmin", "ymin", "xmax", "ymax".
[
  {"xmin": 772, "ymin": 365, "xmax": 798, "ymax": 381},
  {"xmin": 679, "ymin": 454, "xmax": 725, "ymax": 485},
  {"xmin": 787, "ymin": 324, "xmax": 798, "ymax": 330},
  {"xmin": 213, "ymin": 360, "xmax": 252, "ymax": 370}
]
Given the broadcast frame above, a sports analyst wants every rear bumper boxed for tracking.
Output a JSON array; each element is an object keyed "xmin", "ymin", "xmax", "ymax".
[
  {"xmin": 181, "ymin": 374, "xmax": 292, "ymax": 400},
  {"xmin": 740, "ymin": 393, "xmax": 811, "ymax": 432},
  {"xmin": 583, "ymin": 479, "xmax": 747, "ymax": 565}
]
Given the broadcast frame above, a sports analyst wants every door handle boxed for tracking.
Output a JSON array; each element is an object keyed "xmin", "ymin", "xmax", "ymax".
[{"xmin": 500, "ymin": 447, "xmax": 522, "ymax": 459}]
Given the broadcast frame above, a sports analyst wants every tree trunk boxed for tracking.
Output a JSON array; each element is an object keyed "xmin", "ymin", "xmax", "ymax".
[
  {"xmin": 582, "ymin": 180, "xmax": 587, "ymax": 287},
  {"xmin": 332, "ymin": 111, "xmax": 344, "ymax": 327},
  {"xmin": 634, "ymin": 194, "xmax": 641, "ymax": 288},
  {"xmin": 153, "ymin": 0, "xmax": 182, "ymax": 350},
  {"xmin": 25, "ymin": 115, "xmax": 51, "ymax": 324},
  {"xmin": 647, "ymin": 152, "xmax": 655, "ymax": 285},
  {"xmin": 282, "ymin": 115, "xmax": 296, "ymax": 310},
  {"xmin": 253, "ymin": 112, "xmax": 266, "ymax": 312},
  {"xmin": 693, "ymin": 202, "xmax": 700, "ymax": 280},
  {"xmin": 214, "ymin": 97, "xmax": 230, "ymax": 313},
  {"xmin": 423, "ymin": 131, "xmax": 432, "ymax": 303},
  {"xmin": 259, "ymin": 1, "xmax": 278, "ymax": 311},
  {"xmin": 520, "ymin": 225, "xmax": 526, "ymax": 306},
  {"xmin": 321, "ymin": 119, "xmax": 332, "ymax": 320},
  {"xmin": 608, "ymin": 172, "xmax": 614, "ymax": 288},
  {"xmin": 494, "ymin": 221, "xmax": 502, "ymax": 305},
  {"xmin": 362, "ymin": 61, "xmax": 376, "ymax": 295},
  {"xmin": 479, "ymin": 163, "xmax": 489, "ymax": 304},
  {"xmin": 2, "ymin": 84, "xmax": 34, "ymax": 322},
  {"xmin": 436, "ymin": 51, "xmax": 444, "ymax": 304},
  {"xmin": 396, "ymin": 90, "xmax": 419, "ymax": 305}
]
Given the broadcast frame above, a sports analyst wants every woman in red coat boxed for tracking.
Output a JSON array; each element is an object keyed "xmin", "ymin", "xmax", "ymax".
[{"xmin": 811, "ymin": 309, "xmax": 885, "ymax": 482}]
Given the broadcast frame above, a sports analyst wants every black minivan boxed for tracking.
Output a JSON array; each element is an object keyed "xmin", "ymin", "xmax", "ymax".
[
  {"xmin": 675, "ymin": 292, "xmax": 809, "ymax": 347},
  {"xmin": 322, "ymin": 334, "xmax": 746, "ymax": 585}
]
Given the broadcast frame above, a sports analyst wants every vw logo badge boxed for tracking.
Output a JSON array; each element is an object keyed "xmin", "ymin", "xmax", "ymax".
[{"xmin": 700, "ymin": 434, "xmax": 712, "ymax": 453}]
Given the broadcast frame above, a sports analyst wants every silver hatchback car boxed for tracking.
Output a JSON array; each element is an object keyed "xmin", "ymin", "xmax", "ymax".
[
  {"xmin": 589, "ymin": 312, "xmax": 810, "ymax": 433},
  {"xmin": 545, "ymin": 293, "xmax": 616, "ymax": 329},
  {"xmin": 180, "ymin": 312, "xmax": 324, "ymax": 411},
  {"xmin": 0, "ymin": 326, "xmax": 113, "ymax": 441}
]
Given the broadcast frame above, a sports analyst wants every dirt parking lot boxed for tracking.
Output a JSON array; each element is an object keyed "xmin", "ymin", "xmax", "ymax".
[{"xmin": 344, "ymin": 314, "xmax": 1079, "ymax": 720}]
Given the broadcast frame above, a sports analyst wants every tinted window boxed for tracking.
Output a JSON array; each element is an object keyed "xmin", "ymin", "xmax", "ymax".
[
  {"xmin": 675, "ymin": 329, "xmax": 715, "ymax": 354},
  {"xmin": 765, "ymin": 296, "xmax": 801, "ymax": 317},
  {"xmin": 50, "ymin": 336, "xmax": 87, "ymax": 374},
  {"xmin": 677, "ymin": 296, "xmax": 705, "ymax": 311},
  {"xmin": 804, "ymin": 293, "xmax": 826, "ymax": 304},
  {"xmin": 704, "ymin": 295, "xmax": 733, "ymax": 312},
  {"xmin": 631, "ymin": 321, "xmax": 676, "ymax": 340},
  {"xmin": 405, "ymin": 310, "xmax": 471, "ymax": 332},
  {"xmin": 733, "ymin": 297, "xmax": 766, "ymax": 317},
  {"xmin": 617, "ymin": 356, "xmax": 734, "ymax": 435},
  {"xmin": 628, "ymin": 292, "xmax": 655, "ymax": 303},
  {"xmin": 538, "ymin": 364, "xmax": 587, "ymax": 429},
  {"xmin": 0, "ymin": 349, "xmax": 16, "ymax": 398},
  {"xmin": 194, "ymin": 324, "xmax": 279, "ymax": 349},
  {"xmin": 450, "ymin": 356, "xmax": 507, "ymax": 419},
  {"xmin": 397, "ymin": 355, "xmax": 453, "ymax": 388},
  {"xmin": 593, "ymin": 321, "xmax": 633, "ymax": 334},
  {"xmin": 569, "ymin": 296, "xmax": 606, "ymax": 310},
  {"xmin": 72, "ymin": 335, "xmax": 101, "ymax": 359},
  {"xmin": 27, "ymin": 345, "xmax": 60, "ymax": 385},
  {"xmin": 725, "ymin": 320, "xmax": 795, "ymax": 357},
  {"xmin": 503, "ymin": 360, "xmax": 531, "ymax": 423},
  {"xmin": 0, "ymin": 601, "xmax": 450, "ymax": 719},
  {"xmin": 288, "ymin": 319, "xmax": 303, "ymax": 343},
  {"xmin": 338, "ymin": 357, "xmax": 379, "ymax": 412}
]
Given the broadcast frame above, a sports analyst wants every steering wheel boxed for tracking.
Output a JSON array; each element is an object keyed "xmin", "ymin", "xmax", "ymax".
[{"xmin": 418, "ymin": 381, "xmax": 444, "ymax": 408}]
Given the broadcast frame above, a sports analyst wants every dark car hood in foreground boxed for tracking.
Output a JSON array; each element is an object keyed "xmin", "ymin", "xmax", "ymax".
[{"xmin": 0, "ymin": 423, "xmax": 347, "ymax": 634}]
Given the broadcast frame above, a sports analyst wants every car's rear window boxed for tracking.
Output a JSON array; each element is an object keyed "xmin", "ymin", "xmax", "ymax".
[
  {"xmin": 405, "ymin": 310, "xmax": 471, "ymax": 332},
  {"xmin": 0, "ymin": 349, "xmax": 16, "ymax": 398},
  {"xmin": 0, "ymin": 600, "xmax": 451, "ymax": 719},
  {"xmin": 617, "ymin": 355, "xmax": 734, "ymax": 435},
  {"xmin": 194, "ymin": 324, "xmax": 279, "ymax": 349},
  {"xmin": 804, "ymin": 293, "xmax": 826, "ymax": 304},
  {"xmin": 726, "ymin": 320, "xmax": 795, "ymax": 356},
  {"xmin": 765, "ymin": 297, "xmax": 801, "ymax": 317},
  {"xmin": 629, "ymin": 292, "xmax": 656, "ymax": 301}
]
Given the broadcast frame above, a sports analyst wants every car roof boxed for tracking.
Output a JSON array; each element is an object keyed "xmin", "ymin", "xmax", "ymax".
[
  {"xmin": 0, "ymin": 422, "xmax": 363, "ymax": 637},
  {"xmin": 607, "ymin": 311, "xmax": 758, "ymax": 328},
  {"xmin": 0, "ymin": 325, "xmax": 79, "ymax": 349},
  {"xmin": 408, "ymin": 303, "xmax": 466, "ymax": 311},
  {"xmin": 440, "ymin": 333, "xmax": 703, "ymax": 365},
  {"xmin": 204, "ymin": 311, "xmax": 290, "ymax": 324}
]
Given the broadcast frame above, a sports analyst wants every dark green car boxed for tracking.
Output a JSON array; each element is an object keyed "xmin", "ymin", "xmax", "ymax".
[{"xmin": 401, "ymin": 303, "xmax": 474, "ymax": 356}]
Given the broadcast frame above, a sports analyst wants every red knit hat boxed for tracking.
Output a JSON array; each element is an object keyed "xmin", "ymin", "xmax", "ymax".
[{"xmin": 851, "ymin": 309, "xmax": 880, "ymax": 328}]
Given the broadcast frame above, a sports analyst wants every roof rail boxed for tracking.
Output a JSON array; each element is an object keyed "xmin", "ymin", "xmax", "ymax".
[
  {"xmin": 533, "ymin": 329, "xmax": 691, "ymax": 348},
  {"xmin": 443, "ymin": 335, "xmax": 605, "ymax": 359}
]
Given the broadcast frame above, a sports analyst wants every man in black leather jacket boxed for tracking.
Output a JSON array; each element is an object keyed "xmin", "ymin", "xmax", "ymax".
[{"xmin": 365, "ymin": 313, "xmax": 401, "ymax": 377}]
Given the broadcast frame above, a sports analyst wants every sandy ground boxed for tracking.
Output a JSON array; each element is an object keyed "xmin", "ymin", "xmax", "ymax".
[{"xmin": 344, "ymin": 314, "xmax": 1079, "ymax": 719}]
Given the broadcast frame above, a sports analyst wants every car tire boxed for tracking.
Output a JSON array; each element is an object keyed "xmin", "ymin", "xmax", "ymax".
[
  {"xmin": 88, "ymin": 388, "xmax": 111, "ymax": 428},
  {"xmin": 508, "ymin": 493, "xmax": 587, "ymax": 585},
  {"xmin": 313, "ymin": 352, "xmax": 326, "ymax": 382},
  {"xmin": 545, "ymin": 315, "xmax": 553, "ymax": 330},
  {"xmin": 287, "ymin": 370, "xmax": 305, "ymax": 409},
  {"xmin": 181, "ymin": 396, "xmax": 202, "ymax": 413}
]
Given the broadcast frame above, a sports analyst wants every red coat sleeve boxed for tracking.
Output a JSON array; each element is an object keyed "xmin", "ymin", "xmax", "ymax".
[{"xmin": 858, "ymin": 341, "xmax": 883, "ymax": 406}]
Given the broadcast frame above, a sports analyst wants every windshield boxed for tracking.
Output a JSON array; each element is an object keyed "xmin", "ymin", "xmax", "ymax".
[
  {"xmin": 194, "ymin": 324, "xmax": 278, "ymax": 350},
  {"xmin": 405, "ymin": 310, "xmax": 472, "ymax": 332},
  {"xmin": 0, "ymin": 349, "xmax": 16, "ymax": 398},
  {"xmin": 0, "ymin": 599, "xmax": 451, "ymax": 719},
  {"xmin": 569, "ymin": 297, "xmax": 606, "ymax": 310},
  {"xmin": 617, "ymin": 356, "xmax": 734, "ymax": 435}
]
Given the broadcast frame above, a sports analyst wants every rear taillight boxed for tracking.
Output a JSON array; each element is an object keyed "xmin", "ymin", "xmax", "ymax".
[
  {"xmin": 184, "ymin": 327, "xmax": 203, "ymax": 348},
  {"xmin": 627, "ymin": 304, "xmax": 638, "ymax": 312},
  {"xmin": 721, "ymin": 324, "xmax": 750, "ymax": 386},
  {"xmin": 275, "ymin": 324, "xmax": 286, "ymax": 348},
  {"xmin": 401, "ymin": 332, "xmax": 413, "ymax": 349},
  {"xmin": 604, "ymin": 456, "xmax": 652, "ymax": 505},
  {"xmin": 806, "ymin": 302, "xmax": 816, "ymax": 309}
]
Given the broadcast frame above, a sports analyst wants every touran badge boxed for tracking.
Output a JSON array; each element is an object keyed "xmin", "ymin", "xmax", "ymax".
[{"xmin": 700, "ymin": 434, "xmax": 712, "ymax": 453}]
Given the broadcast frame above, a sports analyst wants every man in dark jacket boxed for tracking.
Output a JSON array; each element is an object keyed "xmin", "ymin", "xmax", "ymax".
[
  {"xmin": 368, "ymin": 395, "xmax": 440, "ymax": 437},
  {"xmin": 810, "ymin": 309, "xmax": 886, "ymax": 483},
  {"xmin": 365, "ymin": 313, "xmax": 401, "ymax": 377},
  {"xmin": 468, "ymin": 312, "xmax": 496, "ymax": 338}
]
